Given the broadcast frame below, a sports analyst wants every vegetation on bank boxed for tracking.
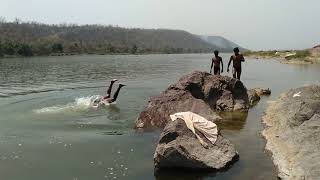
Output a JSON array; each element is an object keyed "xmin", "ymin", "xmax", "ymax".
[
  {"xmin": 0, "ymin": 19, "xmax": 220, "ymax": 57},
  {"xmin": 285, "ymin": 50, "xmax": 310, "ymax": 60},
  {"xmin": 243, "ymin": 50, "xmax": 278, "ymax": 57},
  {"xmin": 243, "ymin": 49, "xmax": 319, "ymax": 64}
]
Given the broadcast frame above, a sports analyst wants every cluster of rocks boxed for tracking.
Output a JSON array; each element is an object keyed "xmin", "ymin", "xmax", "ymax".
[
  {"xmin": 263, "ymin": 85, "xmax": 320, "ymax": 180},
  {"xmin": 135, "ymin": 71, "xmax": 268, "ymax": 129},
  {"xmin": 135, "ymin": 71, "xmax": 270, "ymax": 173}
]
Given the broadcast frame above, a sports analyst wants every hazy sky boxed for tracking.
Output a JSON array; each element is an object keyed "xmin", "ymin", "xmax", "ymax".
[{"xmin": 1, "ymin": 0, "xmax": 320, "ymax": 50}]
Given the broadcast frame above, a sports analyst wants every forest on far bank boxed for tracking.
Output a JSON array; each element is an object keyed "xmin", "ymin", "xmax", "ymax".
[{"xmin": 0, "ymin": 18, "xmax": 224, "ymax": 57}]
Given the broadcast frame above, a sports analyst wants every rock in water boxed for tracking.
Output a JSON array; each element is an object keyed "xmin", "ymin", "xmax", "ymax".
[
  {"xmin": 247, "ymin": 88, "xmax": 271, "ymax": 106},
  {"xmin": 154, "ymin": 118, "xmax": 239, "ymax": 171},
  {"xmin": 252, "ymin": 88, "xmax": 271, "ymax": 96},
  {"xmin": 263, "ymin": 85, "xmax": 320, "ymax": 180},
  {"xmin": 135, "ymin": 71, "xmax": 250, "ymax": 129}
]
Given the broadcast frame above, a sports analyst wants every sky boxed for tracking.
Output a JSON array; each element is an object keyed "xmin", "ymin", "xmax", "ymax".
[{"xmin": 1, "ymin": 0, "xmax": 320, "ymax": 50}]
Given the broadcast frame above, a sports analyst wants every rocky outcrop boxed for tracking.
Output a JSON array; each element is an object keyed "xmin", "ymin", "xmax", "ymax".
[
  {"xmin": 262, "ymin": 85, "xmax": 320, "ymax": 180},
  {"xmin": 135, "ymin": 71, "xmax": 250, "ymax": 129},
  {"xmin": 248, "ymin": 88, "xmax": 271, "ymax": 106},
  {"xmin": 154, "ymin": 118, "xmax": 239, "ymax": 171}
]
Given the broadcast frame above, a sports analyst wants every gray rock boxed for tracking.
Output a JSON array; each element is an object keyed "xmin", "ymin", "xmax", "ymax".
[
  {"xmin": 135, "ymin": 71, "xmax": 250, "ymax": 129},
  {"xmin": 247, "ymin": 88, "xmax": 271, "ymax": 106},
  {"xmin": 252, "ymin": 88, "xmax": 271, "ymax": 96},
  {"xmin": 154, "ymin": 118, "xmax": 239, "ymax": 171},
  {"xmin": 262, "ymin": 85, "xmax": 320, "ymax": 180},
  {"xmin": 247, "ymin": 89, "xmax": 261, "ymax": 107}
]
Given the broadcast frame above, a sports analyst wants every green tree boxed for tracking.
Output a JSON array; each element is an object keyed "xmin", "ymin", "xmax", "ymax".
[
  {"xmin": 0, "ymin": 41, "xmax": 3, "ymax": 57},
  {"xmin": 131, "ymin": 44, "xmax": 138, "ymax": 54},
  {"xmin": 33, "ymin": 43, "xmax": 52, "ymax": 55},
  {"xmin": 122, "ymin": 46, "xmax": 129, "ymax": 53},
  {"xmin": 17, "ymin": 44, "xmax": 33, "ymax": 56},
  {"xmin": 2, "ymin": 41, "xmax": 16, "ymax": 55},
  {"xmin": 52, "ymin": 43, "xmax": 63, "ymax": 53},
  {"xmin": 106, "ymin": 43, "xmax": 115, "ymax": 53}
]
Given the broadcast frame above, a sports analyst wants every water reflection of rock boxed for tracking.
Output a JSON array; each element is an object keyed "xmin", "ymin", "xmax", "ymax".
[
  {"xmin": 216, "ymin": 112, "xmax": 249, "ymax": 131},
  {"xmin": 155, "ymin": 169, "xmax": 217, "ymax": 180}
]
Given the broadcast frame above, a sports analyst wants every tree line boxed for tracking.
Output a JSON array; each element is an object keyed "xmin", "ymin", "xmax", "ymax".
[{"xmin": 0, "ymin": 19, "xmax": 216, "ymax": 57}]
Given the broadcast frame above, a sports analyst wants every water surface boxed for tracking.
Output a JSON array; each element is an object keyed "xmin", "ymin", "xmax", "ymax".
[{"xmin": 0, "ymin": 54, "xmax": 320, "ymax": 180}]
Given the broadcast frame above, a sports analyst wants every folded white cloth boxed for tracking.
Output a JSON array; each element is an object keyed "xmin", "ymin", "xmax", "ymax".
[{"xmin": 170, "ymin": 112, "xmax": 218, "ymax": 147}]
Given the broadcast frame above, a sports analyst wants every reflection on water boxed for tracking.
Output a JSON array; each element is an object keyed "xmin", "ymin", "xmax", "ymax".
[
  {"xmin": 155, "ymin": 168, "xmax": 217, "ymax": 180},
  {"xmin": 0, "ymin": 54, "xmax": 319, "ymax": 179},
  {"xmin": 217, "ymin": 112, "xmax": 249, "ymax": 131}
]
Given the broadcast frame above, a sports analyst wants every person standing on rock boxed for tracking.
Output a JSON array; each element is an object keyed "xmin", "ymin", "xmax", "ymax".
[
  {"xmin": 227, "ymin": 47, "xmax": 245, "ymax": 80},
  {"xmin": 210, "ymin": 50, "xmax": 223, "ymax": 75}
]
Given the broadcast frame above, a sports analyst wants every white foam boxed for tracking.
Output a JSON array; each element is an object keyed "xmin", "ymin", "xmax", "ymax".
[{"xmin": 34, "ymin": 95, "xmax": 104, "ymax": 114}]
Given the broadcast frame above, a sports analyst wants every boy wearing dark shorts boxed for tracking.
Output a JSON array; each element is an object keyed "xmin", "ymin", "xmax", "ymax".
[
  {"xmin": 227, "ymin": 47, "xmax": 245, "ymax": 80},
  {"xmin": 210, "ymin": 50, "xmax": 223, "ymax": 75}
]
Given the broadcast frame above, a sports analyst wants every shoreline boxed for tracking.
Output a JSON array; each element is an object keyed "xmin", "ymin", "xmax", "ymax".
[
  {"xmin": 0, "ymin": 52, "xmax": 235, "ymax": 59},
  {"xmin": 244, "ymin": 50, "xmax": 320, "ymax": 64},
  {"xmin": 248, "ymin": 55, "xmax": 316, "ymax": 64}
]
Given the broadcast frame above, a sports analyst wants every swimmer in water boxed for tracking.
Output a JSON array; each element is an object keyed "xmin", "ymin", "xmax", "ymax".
[
  {"xmin": 92, "ymin": 79, "xmax": 126, "ymax": 106},
  {"xmin": 105, "ymin": 79, "xmax": 118, "ymax": 99},
  {"xmin": 103, "ymin": 84, "xmax": 126, "ymax": 103}
]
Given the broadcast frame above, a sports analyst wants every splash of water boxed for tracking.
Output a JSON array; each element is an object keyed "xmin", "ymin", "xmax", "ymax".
[{"xmin": 34, "ymin": 95, "xmax": 106, "ymax": 114}]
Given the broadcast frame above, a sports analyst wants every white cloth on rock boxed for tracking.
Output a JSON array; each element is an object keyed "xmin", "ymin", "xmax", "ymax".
[{"xmin": 170, "ymin": 112, "xmax": 218, "ymax": 147}]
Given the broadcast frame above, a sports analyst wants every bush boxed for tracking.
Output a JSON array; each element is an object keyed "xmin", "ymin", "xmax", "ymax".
[
  {"xmin": 52, "ymin": 43, "xmax": 63, "ymax": 53},
  {"xmin": 2, "ymin": 41, "xmax": 16, "ymax": 55}
]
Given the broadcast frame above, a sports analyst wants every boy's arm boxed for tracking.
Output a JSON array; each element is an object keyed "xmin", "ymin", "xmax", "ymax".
[
  {"xmin": 210, "ymin": 59, "xmax": 213, "ymax": 74},
  {"xmin": 241, "ymin": 54, "xmax": 245, "ymax": 62},
  {"xmin": 227, "ymin": 56, "xmax": 232, "ymax": 72},
  {"xmin": 220, "ymin": 57, "xmax": 224, "ymax": 73}
]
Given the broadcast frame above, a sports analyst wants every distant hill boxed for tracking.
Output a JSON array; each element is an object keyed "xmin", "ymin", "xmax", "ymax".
[
  {"xmin": 199, "ymin": 35, "xmax": 248, "ymax": 52},
  {"xmin": 0, "ymin": 20, "xmax": 247, "ymax": 57},
  {"xmin": 0, "ymin": 21, "xmax": 221, "ymax": 56}
]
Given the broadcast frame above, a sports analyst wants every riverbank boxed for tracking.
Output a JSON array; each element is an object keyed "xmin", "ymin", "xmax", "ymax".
[
  {"xmin": 262, "ymin": 85, "xmax": 320, "ymax": 179},
  {"xmin": 0, "ymin": 51, "xmax": 227, "ymax": 59},
  {"xmin": 243, "ymin": 47, "xmax": 320, "ymax": 64}
]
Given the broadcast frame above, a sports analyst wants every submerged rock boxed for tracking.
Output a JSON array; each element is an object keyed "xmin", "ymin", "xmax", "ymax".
[
  {"xmin": 263, "ymin": 85, "xmax": 320, "ymax": 180},
  {"xmin": 154, "ymin": 118, "xmax": 239, "ymax": 171},
  {"xmin": 135, "ymin": 71, "xmax": 250, "ymax": 129}
]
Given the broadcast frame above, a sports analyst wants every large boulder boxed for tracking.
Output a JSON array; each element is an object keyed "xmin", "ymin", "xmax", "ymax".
[
  {"xmin": 135, "ymin": 71, "xmax": 250, "ymax": 129},
  {"xmin": 263, "ymin": 85, "xmax": 320, "ymax": 180},
  {"xmin": 154, "ymin": 118, "xmax": 239, "ymax": 171}
]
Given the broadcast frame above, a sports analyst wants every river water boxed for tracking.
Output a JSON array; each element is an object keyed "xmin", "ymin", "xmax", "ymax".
[{"xmin": 0, "ymin": 54, "xmax": 319, "ymax": 180}]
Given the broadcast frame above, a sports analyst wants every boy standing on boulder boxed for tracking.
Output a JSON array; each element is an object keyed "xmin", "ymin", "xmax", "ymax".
[
  {"xmin": 227, "ymin": 47, "xmax": 245, "ymax": 80},
  {"xmin": 210, "ymin": 50, "xmax": 223, "ymax": 75}
]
